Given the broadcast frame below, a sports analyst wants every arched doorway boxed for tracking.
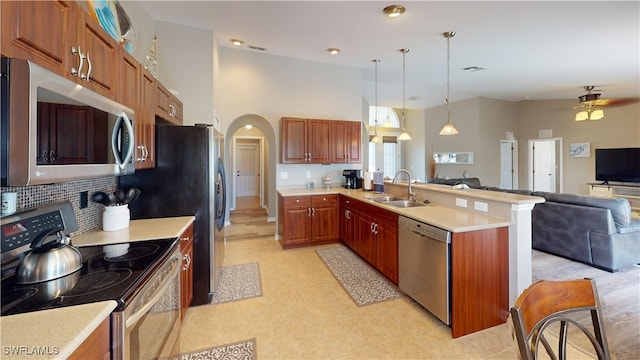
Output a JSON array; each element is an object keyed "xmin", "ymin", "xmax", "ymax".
[{"xmin": 225, "ymin": 114, "xmax": 277, "ymax": 222}]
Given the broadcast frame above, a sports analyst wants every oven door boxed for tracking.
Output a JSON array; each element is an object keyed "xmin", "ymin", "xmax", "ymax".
[{"xmin": 112, "ymin": 248, "xmax": 181, "ymax": 360}]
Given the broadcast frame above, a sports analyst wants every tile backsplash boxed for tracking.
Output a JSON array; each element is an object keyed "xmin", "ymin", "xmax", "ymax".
[{"xmin": 1, "ymin": 177, "xmax": 118, "ymax": 236}]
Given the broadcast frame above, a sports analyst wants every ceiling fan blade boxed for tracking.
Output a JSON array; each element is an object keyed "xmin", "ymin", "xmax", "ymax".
[{"xmin": 597, "ymin": 98, "xmax": 640, "ymax": 107}]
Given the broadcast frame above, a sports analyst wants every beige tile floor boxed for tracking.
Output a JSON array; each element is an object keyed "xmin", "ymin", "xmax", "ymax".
[{"xmin": 176, "ymin": 234, "xmax": 525, "ymax": 359}]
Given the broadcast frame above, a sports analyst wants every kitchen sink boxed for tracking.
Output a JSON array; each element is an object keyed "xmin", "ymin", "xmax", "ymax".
[
  {"xmin": 366, "ymin": 195, "xmax": 404, "ymax": 202},
  {"xmin": 385, "ymin": 200, "xmax": 426, "ymax": 208}
]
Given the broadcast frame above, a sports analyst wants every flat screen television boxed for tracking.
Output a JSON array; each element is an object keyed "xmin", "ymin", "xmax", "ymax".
[{"xmin": 595, "ymin": 147, "xmax": 640, "ymax": 183}]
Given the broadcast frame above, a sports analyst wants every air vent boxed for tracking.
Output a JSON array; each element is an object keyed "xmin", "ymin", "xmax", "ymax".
[
  {"xmin": 408, "ymin": 96, "xmax": 420, "ymax": 101},
  {"xmin": 462, "ymin": 66, "xmax": 486, "ymax": 72},
  {"xmin": 248, "ymin": 45, "xmax": 266, "ymax": 51}
]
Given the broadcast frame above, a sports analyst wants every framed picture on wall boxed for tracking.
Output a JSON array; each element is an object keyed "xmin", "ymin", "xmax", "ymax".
[{"xmin": 570, "ymin": 143, "xmax": 590, "ymax": 157}]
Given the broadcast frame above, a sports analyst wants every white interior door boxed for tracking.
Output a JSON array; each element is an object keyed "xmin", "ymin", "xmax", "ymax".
[
  {"xmin": 500, "ymin": 140, "xmax": 518, "ymax": 189},
  {"xmin": 531, "ymin": 139, "xmax": 557, "ymax": 192},
  {"xmin": 235, "ymin": 144, "xmax": 259, "ymax": 196}
]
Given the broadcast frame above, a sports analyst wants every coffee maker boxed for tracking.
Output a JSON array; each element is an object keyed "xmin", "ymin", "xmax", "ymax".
[{"xmin": 343, "ymin": 170, "xmax": 362, "ymax": 189}]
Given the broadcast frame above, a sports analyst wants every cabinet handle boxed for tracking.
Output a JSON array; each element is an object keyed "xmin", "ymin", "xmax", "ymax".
[
  {"xmin": 308, "ymin": 152, "xmax": 312, "ymax": 162},
  {"xmin": 71, "ymin": 47, "xmax": 81, "ymax": 77},
  {"xmin": 345, "ymin": 210, "xmax": 350, "ymax": 219},
  {"xmin": 85, "ymin": 52, "xmax": 92, "ymax": 82},
  {"xmin": 296, "ymin": 199, "xmax": 300, "ymax": 203},
  {"xmin": 42, "ymin": 150, "xmax": 49, "ymax": 162},
  {"xmin": 307, "ymin": 208, "xmax": 311, "ymax": 217},
  {"xmin": 137, "ymin": 145, "xmax": 146, "ymax": 162},
  {"xmin": 79, "ymin": 50, "xmax": 87, "ymax": 80},
  {"xmin": 323, "ymin": 197, "xmax": 327, "ymax": 201},
  {"xmin": 312, "ymin": 208, "xmax": 316, "ymax": 216},
  {"xmin": 180, "ymin": 236, "xmax": 190, "ymax": 241},
  {"xmin": 49, "ymin": 150, "xmax": 56, "ymax": 162},
  {"xmin": 183, "ymin": 253, "xmax": 191, "ymax": 271}
]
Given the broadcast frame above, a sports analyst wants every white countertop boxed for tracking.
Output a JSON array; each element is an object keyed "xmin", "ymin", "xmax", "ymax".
[
  {"xmin": 73, "ymin": 216, "xmax": 195, "ymax": 247},
  {"xmin": 0, "ymin": 301, "xmax": 116, "ymax": 359},
  {"xmin": 278, "ymin": 187, "xmax": 515, "ymax": 232}
]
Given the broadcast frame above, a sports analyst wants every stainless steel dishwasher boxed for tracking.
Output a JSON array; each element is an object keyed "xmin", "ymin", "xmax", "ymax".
[{"xmin": 398, "ymin": 215, "xmax": 451, "ymax": 325}]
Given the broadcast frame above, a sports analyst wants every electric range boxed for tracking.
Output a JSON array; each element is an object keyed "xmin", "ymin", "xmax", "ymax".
[{"xmin": 0, "ymin": 201, "xmax": 177, "ymax": 316}]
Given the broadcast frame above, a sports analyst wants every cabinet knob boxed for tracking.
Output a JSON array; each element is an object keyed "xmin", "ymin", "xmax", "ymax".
[{"xmin": 296, "ymin": 199, "xmax": 300, "ymax": 203}]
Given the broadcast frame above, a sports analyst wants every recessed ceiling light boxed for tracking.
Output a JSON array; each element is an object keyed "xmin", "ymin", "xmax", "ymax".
[
  {"xmin": 327, "ymin": 48, "xmax": 340, "ymax": 55},
  {"xmin": 230, "ymin": 39, "xmax": 244, "ymax": 46},
  {"xmin": 383, "ymin": 5, "xmax": 406, "ymax": 17}
]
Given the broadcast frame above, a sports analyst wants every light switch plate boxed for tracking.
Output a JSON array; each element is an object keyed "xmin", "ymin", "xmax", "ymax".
[
  {"xmin": 456, "ymin": 198, "xmax": 467, "ymax": 208},
  {"xmin": 281, "ymin": 171, "xmax": 288, "ymax": 180}
]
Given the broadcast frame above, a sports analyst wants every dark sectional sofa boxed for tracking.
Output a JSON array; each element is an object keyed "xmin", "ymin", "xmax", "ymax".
[{"xmin": 426, "ymin": 177, "xmax": 640, "ymax": 272}]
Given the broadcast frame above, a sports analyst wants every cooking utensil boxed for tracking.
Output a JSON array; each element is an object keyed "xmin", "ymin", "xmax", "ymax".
[
  {"xmin": 115, "ymin": 189, "xmax": 125, "ymax": 205},
  {"xmin": 105, "ymin": 193, "xmax": 118, "ymax": 206},
  {"xmin": 16, "ymin": 229, "xmax": 82, "ymax": 284},
  {"xmin": 92, "ymin": 191, "xmax": 107, "ymax": 205},
  {"xmin": 126, "ymin": 188, "xmax": 141, "ymax": 204}
]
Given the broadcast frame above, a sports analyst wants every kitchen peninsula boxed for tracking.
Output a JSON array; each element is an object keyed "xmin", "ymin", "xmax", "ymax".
[{"xmin": 278, "ymin": 183, "xmax": 543, "ymax": 337}]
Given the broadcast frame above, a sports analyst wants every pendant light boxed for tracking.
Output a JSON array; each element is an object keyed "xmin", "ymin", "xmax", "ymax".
[
  {"xmin": 397, "ymin": 48, "xmax": 411, "ymax": 141},
  {"xmin": 439, "ymin": 31, "xmax": 459, "ymax": 135},
  {"xmin": 370, "ymin": 59, "xmax": 382, "ymax": 144}
]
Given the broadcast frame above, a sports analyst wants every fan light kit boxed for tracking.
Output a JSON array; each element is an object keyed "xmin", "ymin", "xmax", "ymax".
[{"xmin": 575, "ymin": 86, "xmax": 604, "ymax": 121}]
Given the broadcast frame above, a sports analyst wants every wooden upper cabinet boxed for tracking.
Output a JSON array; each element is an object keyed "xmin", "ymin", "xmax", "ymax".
[
  {"xmin": 307, "ymin": 120, "xmax": 331, "ymax": 164},
  {"xmin": 280, "ymin": 117, "xmax": 308, "ymax": 163},
  {"xmin": 156, "ymin": 82, "xmax": 183, "ymax": 125},
  {"xmin": 280, "ymin": 117, "xmax": 331, "ymax": 164},
  {"xmin": 330, "ymin": 121, "xmax": 361, "ymax": 164},
  {"xmin": 137, "ymin": 69, "xmax": 156, "ymax": 169},
  {"xmin": 0, "ymin": 0, "xmax": 73, "ymax": 74},
  {"xmin": 1, "ymin": 1, "xmax": 120, "ymax": 99},
  {"xmin": 74, "ymin": 8, "xmax": 119, "ymax": 98},
  {"xmin": 120, "ymin": 51, "xmax": 139, "ymax": 110}
]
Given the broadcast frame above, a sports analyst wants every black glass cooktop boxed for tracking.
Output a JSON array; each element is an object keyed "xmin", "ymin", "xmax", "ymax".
[{"xmin": 1, "ymin": 238, "xmax": 177, "ymax": 316}]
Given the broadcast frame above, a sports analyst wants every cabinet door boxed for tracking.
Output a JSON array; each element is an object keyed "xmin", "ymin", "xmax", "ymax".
[
  {"xmin": 283, "ymin": 205, "xmax": 312, "ymax": 247},
  {"xmin": 330, "ymin": 121, "xmax": 348, "ymax": 163},
  {"xmin": 180, "ymin": 225, "xmax": 194, "ymax": 320},
  {"xmin": 312, "ymin": 205, "xmax": 338, "ymax": 242},
  {"xmin": 280, "ymin": 117, "xmax": 307, "ymax": 163},
  {"xmin": 339, "ymin": 197, "xmax": 358, "ymax": 250},
  {"xmin": 357, "ymin": 212, "xmax": 378, "ymax": 265},
  {"xmin": 156, "ymin": 82, "xmax": 183, "ymax": 125},
  {"xmin": 120, "ymin": 51, "xmax": 139, "ymax": 110},
  {"xmin": 75, "ymin": 8, "xmax": 119, "ymax": 98},
  {"xmin": 1, "ymin": 0, "xmax": 74, "ymax": 76},
  {"xmin": 345, "ymin": 121, "xmax": 362, "ymax": 163},
  {"xmin": 136, "ymin": 69, "xmax": 156, "ymax": 169},
  {"xmin": 377, "ymin": 217, "xmax": 399, "ymax": 284},
  {"xmin": 308, "ymin": 119, "xmax": 331, "ymax": 164}
]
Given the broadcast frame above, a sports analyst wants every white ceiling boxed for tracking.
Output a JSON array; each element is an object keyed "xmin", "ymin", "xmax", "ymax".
[{"xmin": 138, "ymin": 1, "xmax": 640, "ymax": 109}]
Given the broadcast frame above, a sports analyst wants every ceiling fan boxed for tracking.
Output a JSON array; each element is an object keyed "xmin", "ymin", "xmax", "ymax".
[{"xmin": 574, "ymin": 85, "xmax": 638, "ymax": 121}]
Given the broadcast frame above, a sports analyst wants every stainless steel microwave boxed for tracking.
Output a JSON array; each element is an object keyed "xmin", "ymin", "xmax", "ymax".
[{"xmin": 1, "ymin": 57, "xmax": 135, "ymax": 186}]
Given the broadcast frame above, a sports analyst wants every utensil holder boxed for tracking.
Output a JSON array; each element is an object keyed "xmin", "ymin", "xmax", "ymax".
[{"xmin": 103, "ymin": 205, "xmax": 130, "ymax": 231}]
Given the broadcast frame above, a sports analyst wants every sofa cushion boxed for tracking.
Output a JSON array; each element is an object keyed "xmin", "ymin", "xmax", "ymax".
[
  {"xmin": 533, "ymin": 192, "xmax": 632, "ymax": 228},
  {"xmin": 429, "ymin": 177, "xmax": 482, "ymax": 189},
  {"xmin": 618, "ymin": 219, "xmax": 640, "ymax": 234}
]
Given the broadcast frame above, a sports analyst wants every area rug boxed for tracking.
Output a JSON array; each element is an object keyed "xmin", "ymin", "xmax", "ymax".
[
  {"xmin": 172, "ymin": 338, "xmax": 256, "ymax": 360},
  {"xmin": 210, "ymin": 263, "xmax": 262, "ymax": 304},
  {"xmin": 316, "ymin": 246, "xmax": 402, "ymax": 306}
]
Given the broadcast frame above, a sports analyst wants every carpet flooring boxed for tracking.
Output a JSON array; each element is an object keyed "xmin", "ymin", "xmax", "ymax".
[
  {"xmin": 531, "ymin": 249, "xmax": 640, "ymax": 359},
  {"xmin": 172, "ymin": 338, "xmax": 256, "ymax": 360},
  {"xmin": 210, "ymin": 263, "xmax": 262, "ymax": 304},
  {"xmin": 316, "ymin": 246, "xmax": 402, "ymax": 306}
]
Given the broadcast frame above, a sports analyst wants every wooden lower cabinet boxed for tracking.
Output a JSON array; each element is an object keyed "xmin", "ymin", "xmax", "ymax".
[
  {"xmin": 179, "ymin": 224, "xmax": 194, "ymax": 320},
  {"xmin": 278, "ymin": 194, "xmax": 339, "ymax": 249},
  {"xmin": 339, "ymin": 196, "xmax": 358, "ymax": 250},
  {"xmin": 450, "ymin": 226, "xmax": 509, "ymax": 338},
  {"xmin": 68, "ymin": 317, "xmax": 110, "ymax": 360},
  {"xmin": 352, "ymin": 200, "xmax": 398, "ymax": 284}
]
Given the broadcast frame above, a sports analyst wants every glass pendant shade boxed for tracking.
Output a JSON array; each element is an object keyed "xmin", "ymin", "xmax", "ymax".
[
  {"xmin": 370, "ymin": 59, "xmax": 381, "ymax": 143},
  {"xmin": 397, "ymin": 49, "xmax": 411, "ymax": 141},
  {"xmin": 398, "ymin": 130, "xmax": 412, "ymax": 140},
  {"xmin": 439, "ymin": 122, "xmax": 459, "ymax": 135}
]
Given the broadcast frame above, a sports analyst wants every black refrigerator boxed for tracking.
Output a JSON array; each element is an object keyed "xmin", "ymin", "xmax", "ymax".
[{"xmin": 120, "ymin": 124, "xmax": 226, "ymax": 306}]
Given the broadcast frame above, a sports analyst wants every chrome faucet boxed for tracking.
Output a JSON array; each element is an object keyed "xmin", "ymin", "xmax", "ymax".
[{"xmin": 392, "ymin": 169, "xmax": 416, "ymax": 201}]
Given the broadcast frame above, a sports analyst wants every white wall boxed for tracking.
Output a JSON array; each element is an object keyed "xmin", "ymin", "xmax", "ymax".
[{"xmin": 216, "ymin": 47, "xmax": 364, "ymax": 191}]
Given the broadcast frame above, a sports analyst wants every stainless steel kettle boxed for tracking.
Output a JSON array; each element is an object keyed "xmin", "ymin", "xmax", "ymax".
[{"xmin": 16, "ymin": 229, "xmax": 82, "ymax": 284}]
